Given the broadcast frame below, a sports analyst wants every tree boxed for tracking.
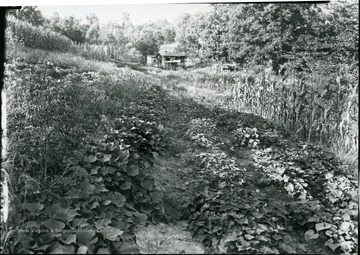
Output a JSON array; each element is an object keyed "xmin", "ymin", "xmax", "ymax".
[
  {"xmin": 175, "ymin": 12, "xmax": 210, "ymax": 57},
  {"xmin": 86, "ymin": 22, "xmax": 100, "ymax": 44},
  {"xmin": 175, "ymin": 13, "xmax": 195, "ymax": 51},
  {"xmin": 86, "ymin": 13, "xmax": 99, "ymax": 26},
  {"xmin": 161, "ymin": 24, "xmax": 176, "ymax": 44},
  {"xmin": 201, "ymin": 5, "xmax": 230, "ymax": 61},
  {"xmin": 48, "ymin": 12, "xmax": 61, "ymax": 33},
  {"xmin": 316, "ymin": 0, "xmax": 359, "ymax": 68},
  {"xmin": 11, "ymin": 6, "xmax": 45, "ymax": 26},
  {"xmin": 113, "ymin": 24, "xmax": 128, "ymax": 46},
  {"xmin": 196, "ymin": 4, "xmax": 325, "ymax": 71},
  {"xmin": 134, "ymin": 31, "xmax": 160, "ymax": 60},
  {"xmin": 171, "ymin": 3, "xmax": 358, "ymax": 72},
  {"xmin": 58, "ymin": 15, "xmax": 86, "ymax": 43}
]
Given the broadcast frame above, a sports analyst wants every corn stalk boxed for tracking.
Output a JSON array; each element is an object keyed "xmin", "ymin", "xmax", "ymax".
[{"xmin": 229, "ymin": 66, "xmax": 358, "ymax": 166}]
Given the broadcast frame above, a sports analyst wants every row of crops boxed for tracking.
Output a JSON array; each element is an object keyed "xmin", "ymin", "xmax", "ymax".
[
  {"xmin": 172, "ymin": 65, "xmax": 358, "ymax": 171},
  {"xmin": 1, "ymin": 56, "xmax": 172, "ymax": 254},
  {"xmin": 229, "ymin": 67, "xmax": 358, "ymax": 167},
  {"xmin": 181, "ymin": 111, "xmax": 358, "ymax": 254}
]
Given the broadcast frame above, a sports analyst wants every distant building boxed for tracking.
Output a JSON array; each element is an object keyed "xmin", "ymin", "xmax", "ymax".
[
  {"xmin": 146, "ymin": 55, "xmax": 159, "ymax": 67},
  {"xmin": 159, "ymin": 51, "xmax": 186, "ymax": 70},
  {"xmin": 146, "ymin": 51, "xmax": 186, "ymax": 70}
]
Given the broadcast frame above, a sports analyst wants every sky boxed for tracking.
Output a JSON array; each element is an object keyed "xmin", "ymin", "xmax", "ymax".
[
  {"xmin": 4, "ymin": 0, "xmax": 330, "ymax": 25},
  {"xmin": 37, "ymin": 4, "xmax": 212, "ymax": 25}
]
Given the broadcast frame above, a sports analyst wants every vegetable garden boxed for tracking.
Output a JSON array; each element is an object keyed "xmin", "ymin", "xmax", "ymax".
[{"xmin": 1, "ymin": 5, "xmax": 358, "ymax": 255}]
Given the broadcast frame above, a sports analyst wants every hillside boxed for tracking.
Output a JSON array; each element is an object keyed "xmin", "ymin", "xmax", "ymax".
[{"xmin": 1, "ymin": 44, "xmax": 358, "ymax": 254}]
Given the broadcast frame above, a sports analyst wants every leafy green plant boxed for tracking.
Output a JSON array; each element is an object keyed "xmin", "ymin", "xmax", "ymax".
[
  {"xmin": 185, "ymin": 118, "xmax": 221, "ymax": 149},
  {"xmin": 232, "ymin": 127, "xmax": 260, "ymax": 149},
  {"xmin": 253, "ymin": 142, "xmax": 358, "ymax": 254},
  {"xmin": 186, "ymin": 151, "xmax": 287, "ymax": 254},
  {"xmin": 110, "ymin": 115, "xmax": 169, "ymax": 163},
  {"xmin": 193, "ymin": 151, "xmax": 245, "ymax": 189}
]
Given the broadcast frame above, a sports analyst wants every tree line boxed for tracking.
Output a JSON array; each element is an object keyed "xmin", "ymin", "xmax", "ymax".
[
  {"xmin": 8, "ymin": 2, "xmax": 358, "ymax": 71},
  {"xmin": 8, "ymin": 6, "xmax": 176, "ymax": 61},
  {"xmin": 175, "ymin": 1, "xmax": 358, "ymax": 73}
]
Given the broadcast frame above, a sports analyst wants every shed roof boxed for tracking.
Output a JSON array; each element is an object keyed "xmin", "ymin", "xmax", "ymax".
[{"xmin": 159, "ymin": 51, "xmax": 186, "ymax": 57}]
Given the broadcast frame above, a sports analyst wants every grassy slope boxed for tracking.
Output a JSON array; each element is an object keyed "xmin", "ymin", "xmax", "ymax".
[{"xmin": 6, "ymin": 44, "xmax": 119, "ymax": 74}]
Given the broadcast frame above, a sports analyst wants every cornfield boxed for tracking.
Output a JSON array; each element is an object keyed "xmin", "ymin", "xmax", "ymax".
[
  {"xmin": 70, "ymin": 43, "xmax": 126, "ymax": 62},
  {"xmin": 228, "ymin": 67, "xmax": 358, "ymax": 166},
  {"xmin": 6, "ymin": 15, "xmax": 128, "ymax": 63},
  {"xmin": 7, "ymin": 15, "xmax": 72, "ymax": 52}
]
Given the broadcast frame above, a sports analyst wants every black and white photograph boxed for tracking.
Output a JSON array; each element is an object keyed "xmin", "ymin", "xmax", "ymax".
[{"xmin": 0, "ymin": 0, "xmax": 358, "ymax": 254}]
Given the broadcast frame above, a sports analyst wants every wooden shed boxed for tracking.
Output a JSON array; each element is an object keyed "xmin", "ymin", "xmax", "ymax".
[
  {"xmin": 158, "ymin": 51, "xmax": 186, "ymax": 70},
  {"xmin": 146, "ymin": 51, "xmax": 187, "ymax": 70}
]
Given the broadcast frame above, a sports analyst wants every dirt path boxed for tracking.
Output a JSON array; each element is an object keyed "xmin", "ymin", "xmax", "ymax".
[
  {"xmin": 134, "ymin": 73, "xmax": 267, "ymax": 254},
  {"xmin": 135, "ymin": 78, "xmax": 209, "ymax": 253}
]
